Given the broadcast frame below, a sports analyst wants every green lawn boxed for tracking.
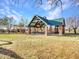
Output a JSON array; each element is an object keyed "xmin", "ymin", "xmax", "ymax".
[{"xmin": 0, "ymin": 34, "xmax": 79, "ymax": 59}]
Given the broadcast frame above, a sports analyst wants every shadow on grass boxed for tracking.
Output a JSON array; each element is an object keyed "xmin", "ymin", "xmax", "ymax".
[
  {"xmin": 46, "ymin": 33, "xmax": 79, "ymax": 37},
  {"xmin": 0, "ymin": 47, "xmax": 23, "ymax": 59},
  {"xmin": 64, "ymin": 33, "xmax": 79, "ymax": 37},
  {"xmin": 0, "ymin": 40, "xmax": 23, "ymax": 59},
  {"xmin": 0, "ymin": 40, "xmax": 12, "ymax": 46}
]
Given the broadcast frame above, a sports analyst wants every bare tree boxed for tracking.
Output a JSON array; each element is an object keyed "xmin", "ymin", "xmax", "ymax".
[
  {"xmin": 66, "ymin": 16, "xmax": 79, "ymax": 34},
  {"xmin": 8, "ymin": 0, "xmax": 62, "ymax": 9},
  {"xmin": 0, "ymin": 16, "xmax": 9, "ymax": 25},
  {"xmin": 18, "ymin": 17, "xmax": 28, "ymax": 33},
  {"xmin": 19, "ymin": 17, "xmax": 27, "ymax": 27},
  {"xmin": 66, "ymin": 18, "xmax": 71, "ymax": 33},
  {"xmin": 72, "ymin": 0, "xmax": 79, "ymax": 6},
  {"xmin": 9, "ymin": 0, "xmax": 79, "ymax": 7},
  {"xmin": 6, "ymin": 17, "xmax": 14, "ymax": 33},
  {"xmin": 35, "ymin": 0, "xmax": 62, "ymax": 6}
]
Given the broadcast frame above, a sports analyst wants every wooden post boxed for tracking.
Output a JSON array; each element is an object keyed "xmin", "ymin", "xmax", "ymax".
[
  {"xmin": 28, "ymin": 27, "xmax": 31, "ymax": 34},
  {"xmin": 45, "ymin": 26, "xmax": 48, "ymax": 36}
]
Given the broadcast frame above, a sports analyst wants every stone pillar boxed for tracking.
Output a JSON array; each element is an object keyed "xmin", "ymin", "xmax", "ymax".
[
  {"xmin": 45, "ymin": 26, "xmax": 48, "ymax": 36},
  {"xmin": 34, "ymin": 27, "xmax": 36, "ymax": 33},
  {"xmin": 54, "ymin": 26, "xmax": 59, "ymax": 33},
  {"xmin": 40, "ymin": 28, "xmax": 42, "ymax": 32},
  {"xmin": 59, "ymin": 25, "xmax": 65, "ymax": 35},
  {"xmin": 50, "ymin": 26, "xmax": 52, "ymax": 33},
  {"xmin": 59, "ymin": 25, "xmax": 62, "ymax": 35},
  {"xmin": 62, "ymin": 25, "xmax": 65, "ymax": 34},
  {"xmin": 54, "ymin": 26, "xmax": 56, "ymax": 33},
  {"xmin": 28, "ymin": 27, "xmax": 31, "ymax": 34}
]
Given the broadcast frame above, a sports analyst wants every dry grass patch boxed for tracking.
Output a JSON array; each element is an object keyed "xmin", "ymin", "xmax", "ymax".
[{"xmin": 0, "ymin": 34, "xmax": 79, "ymax": 59}]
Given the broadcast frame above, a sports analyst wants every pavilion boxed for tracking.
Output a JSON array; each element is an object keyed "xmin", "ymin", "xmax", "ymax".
[{"xmin": 28, "ymin": 15, "xmax": 65, "ymax": 35}]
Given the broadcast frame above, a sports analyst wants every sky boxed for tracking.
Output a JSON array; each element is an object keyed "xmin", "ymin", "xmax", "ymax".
[{"xmin": 0, "ymin": 0, "xmax": 79, "ymax": 24}]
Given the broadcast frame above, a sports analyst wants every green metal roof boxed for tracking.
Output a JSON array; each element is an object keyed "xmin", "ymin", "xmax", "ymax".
[
  {"xmin": 48, "ymin": 18, "xmax": 65, "ymax": 26},
  {"xmin": 37, "ymin": 15, "xmax": 65, "ymax": 26}
]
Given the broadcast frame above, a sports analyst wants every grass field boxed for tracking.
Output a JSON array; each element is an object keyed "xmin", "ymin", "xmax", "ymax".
[{"xmin": 0, "ymin": 34, "xmax": 79, "ymax": 59}]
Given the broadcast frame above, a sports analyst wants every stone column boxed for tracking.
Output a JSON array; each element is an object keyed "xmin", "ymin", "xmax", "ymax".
[
  {"xmin": 34, "ymin": 27, "xmax": 36, "ymax": 33},
  {"xmin": 59, "ymin": 25, "xmax": 65, "ymax": 35},
  {"xmin": 28, "ymin": 27, "xmax": 31, "ymax": 34},
  {"xmin": 59, "ymin": 25, "xmax": 62, "ymax": 35},
  {"xmin": 54, "ymin": 26, "xmax": 56, "ymax": 33},
  {"xmin": 62, "ymin": 25, "xmax": 65, "ymax": 34},
  {"xmin": 45, "ymin": 26, "xmax": 48, "ymax": 36},
  {"xmin": 50, "ymin": 26, "xmax": 52, "ymax": 33}
]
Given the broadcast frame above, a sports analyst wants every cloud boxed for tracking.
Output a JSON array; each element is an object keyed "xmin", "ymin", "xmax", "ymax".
[
  {"xmin": 0, "ymin": 3, "xmax": 5, "ymax": 6},
  {"xmin": 41, "ymin": 0, "xmax": 72, "ymax": 19},
  {"xmin": 0, "ymin": 3, "xmax": 22, "ymax": 20},
  {"xmin": 0, "ymin": 0, "xmax": 28, "ymax": 20},
  {"xmin": 10, "ymin": 10, "xmax": 22, "ymax": 20},
  {"xmin": 76, "ymin": 2, "xmax": 79, "ymax": 6},
  {"xmin": 0, "ymin": 9, "xmax": 5, "ymax": 15},
  {"xmin": 74, "ymin": 0, "xmax": 79, "ymax": 6},
  {"xmin": 47, "ymin": 7, "xmax": 61, "ymax": 19},
  {"xmin": 41, "ymin": 1, "xmax": 52, "ymax": 11},
  {"xmin": 7, "ymin": 14, "xmax": 19, "ymax": 20},
  {"xmin": 4, "ymin": 0, "xmax": 10, "ymax": 5},
  {"xmin": 6, "ymin": 9, "xmax": 22, "ymax": 20},
  {"xmin": 41, "ymin": 0, "xmax": 58, "ymax": 11},
  {"xmin": 11, "ymin": 10, "xmax": 21, "ymax": 16}
]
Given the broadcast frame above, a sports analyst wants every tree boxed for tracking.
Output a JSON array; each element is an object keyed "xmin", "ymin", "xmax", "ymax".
[
  {"xmin": 17, "ymin": 17, "xmax": 28, "ymax": 33},
  {"xmin": 66, "ymin": 18, "xmax": 71, "ymax": 33},
  {"xmin": 8, "ymin": 0, "xmax": 62, "ymax": 9},
  {"xmin": 0, "ymin": 16, "xmax": 11, "ymax": 33},
  {"xmin": 4, "ymin": 17, "xmax": 14, "ymax": 33},
  {"xmin": 20, "ymin": 17, "xmax": 28, "ymax": 27},
  {"xmin": 66, "ymin": 16, "xmax": 79, "ymax": 34},
  {"xmin": 1, "ymin": 16, "xmax": 14, "ymax": 33},
  {"xmin": 9, "ymin": 0, "xmax": 79, "ymax": 9},
  {"xmin": 72, "ymin": 0, "xmax": 79, "ymax": 6},
  {"xmin": 35, "ymin": 0, "xmax": 62, "ymax": 7},
  {"xmin": 0, "ymin": 17, "xmax": 9, "ymax": 25}
]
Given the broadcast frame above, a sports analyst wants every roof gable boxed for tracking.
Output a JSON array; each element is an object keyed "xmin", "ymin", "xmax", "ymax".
[{"xmin": 28, "ymin": 15, "xmax": 47, "ymax": 27}]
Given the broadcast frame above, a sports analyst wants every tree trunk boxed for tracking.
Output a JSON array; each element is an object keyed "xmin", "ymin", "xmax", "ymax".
[{"xmin": 73, "ymin": 28, "xmax": 77, "ymax": 34}]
